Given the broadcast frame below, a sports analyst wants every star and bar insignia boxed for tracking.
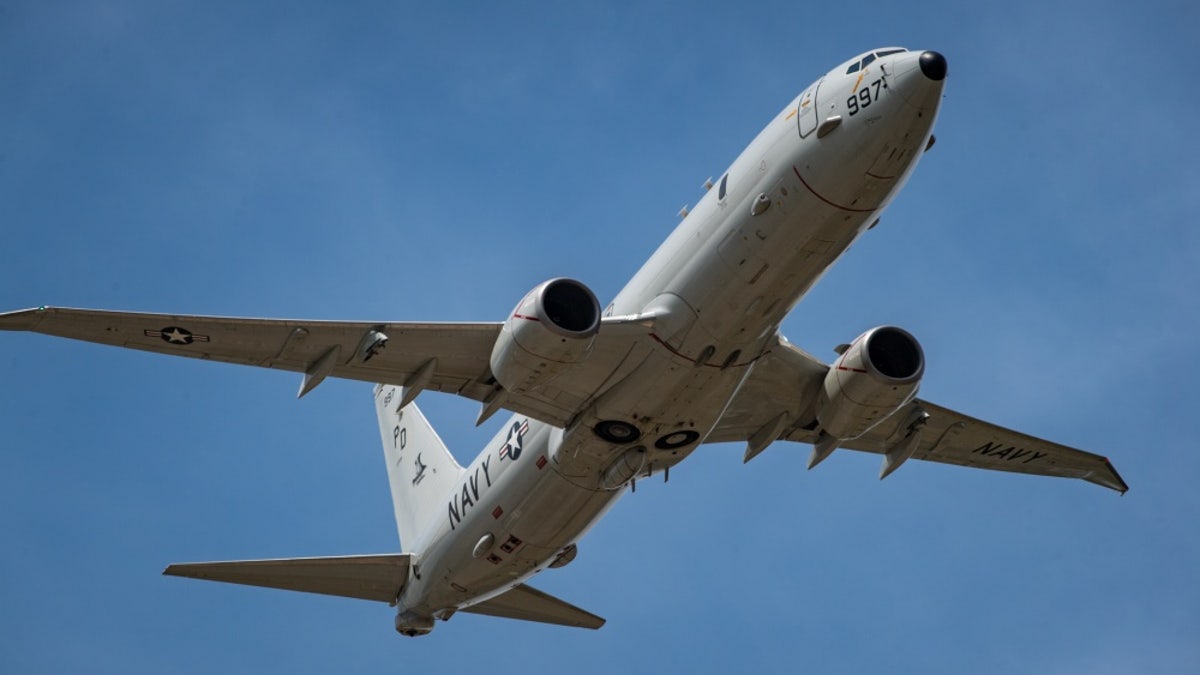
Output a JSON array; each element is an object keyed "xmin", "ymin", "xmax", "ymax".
[{"xmin": 143, "ymin": 326, "xmax": 210, "ymax": 345}]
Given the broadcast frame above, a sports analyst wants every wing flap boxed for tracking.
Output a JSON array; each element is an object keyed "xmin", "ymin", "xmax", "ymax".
[
  {"xmin": 461, "ymin": 583, "xmax": 605, "ymax": 629},
  {"xmin": 163, "ymin": 554, "xmax": 411, "ymax": 603}
]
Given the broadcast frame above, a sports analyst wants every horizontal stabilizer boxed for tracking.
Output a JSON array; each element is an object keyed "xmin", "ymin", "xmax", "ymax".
[
  {"xmin": 462, "ymin": 583, "xmax": 605, "ymax": 629},
  {"xmin": 164, "ymin": 554, "xmax": 411, "ymax": 603}
]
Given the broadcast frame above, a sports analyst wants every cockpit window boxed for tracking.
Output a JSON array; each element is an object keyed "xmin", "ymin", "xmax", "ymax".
[
  {"xmin": 847, "ymin": 49, "xmax": 907, "ymax": 74},
  {"xmin": 849, "ymin": 48, "xmax": 902, "ymax": 73}
]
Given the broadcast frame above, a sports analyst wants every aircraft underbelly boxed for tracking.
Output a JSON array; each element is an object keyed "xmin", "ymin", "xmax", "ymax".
[
  {"xmin": 693, "ymin": 193, "xmax": 874, "ymax": 337},
  {"xmin": 406, "ymin": 426, "xmax": 625, "ymax": 613},
  {"xmin": 540, "ymin": 148, "xmax": 906, "ymax": 485},
  {"xmin": 412, "ymin": 361, "xmax": 748, "ymax": 613}
]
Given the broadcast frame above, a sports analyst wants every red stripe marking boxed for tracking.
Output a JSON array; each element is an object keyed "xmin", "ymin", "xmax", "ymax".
[
  {"xmin": 792, "ymin": 165, "xmax": 877, "ymax": 213},
  {"xmin": 513, "ymin": 313, "xmax": 540, "ymax": 322},
  {"xmin": 492, "ymin": 506, "xmax": 504, "ymax": 519},
  {"xmin": 834, "ymin": 335, "xmax": 868, "ymax": 373}
]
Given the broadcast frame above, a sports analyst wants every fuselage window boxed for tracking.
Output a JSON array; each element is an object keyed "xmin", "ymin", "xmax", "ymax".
[{"xmin": 718, "ymin": 174, "xmax": 728, "ymax": 201}]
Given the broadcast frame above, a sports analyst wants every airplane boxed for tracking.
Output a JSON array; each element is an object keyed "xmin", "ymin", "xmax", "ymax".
[{"xmin": 0, "ymin": 48, "xmax": 1127, "ymax": 636}]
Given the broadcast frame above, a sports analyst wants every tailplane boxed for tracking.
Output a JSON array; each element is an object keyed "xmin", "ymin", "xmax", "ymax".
[
  {"xmin": 164, "ymin": 554, "xmax": 411, "ymax": 603},
  {"xmin": 373, "ymin": 384, "xmax": 464, "ymax": 551},
  {"xmin": 164, "ymin": 556, "xmax": 604, "ymax": 630},
  {"xmin": 462, "ymin": 583, "xmax": 605, "ymax": 629}
]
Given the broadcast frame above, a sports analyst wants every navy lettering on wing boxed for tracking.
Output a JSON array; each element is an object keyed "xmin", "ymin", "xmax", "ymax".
[{"xmin": 971, "ymin": 441, "xmax": 1047, "ymax": 464}]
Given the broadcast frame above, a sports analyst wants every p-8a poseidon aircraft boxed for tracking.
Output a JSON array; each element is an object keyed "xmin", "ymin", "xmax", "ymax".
[{"xmin": 0, "ymin": 49, "xmax": 1126, "ymax": 636}]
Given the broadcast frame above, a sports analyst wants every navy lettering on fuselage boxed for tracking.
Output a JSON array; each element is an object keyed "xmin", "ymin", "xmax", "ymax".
[
  {"xmin": 972, "ymin": 441, "xmax": 1047, "ymax": 464},
  {"xmin": 446, "ymin": 455, "xmax": 493, "ymax": 531}
]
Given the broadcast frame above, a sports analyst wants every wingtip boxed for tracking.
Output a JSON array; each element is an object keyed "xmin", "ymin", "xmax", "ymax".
[
  {"xmin": 1105, "ymin": 457, "xmax": 1130, "ymax": 495},
  {"xmin": 162, "ymin": 562, "xmax": 200, "ymax": 578},
  {"xmin": 0, "ymin": 306, "xmax": 51, "ymax": 331},
  {"xmin": 1085, "ymin": 457, "xmax": 1129, "ymax": 494}
]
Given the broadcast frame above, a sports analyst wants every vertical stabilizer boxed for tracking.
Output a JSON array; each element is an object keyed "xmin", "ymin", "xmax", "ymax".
[{"xmin": 374, "ymin": 384, "xmax": 465, "ymax": 551}]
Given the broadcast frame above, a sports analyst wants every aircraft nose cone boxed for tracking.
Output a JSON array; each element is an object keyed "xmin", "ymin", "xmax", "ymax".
[{"xmin": 918, "ymin": 51, "xmax": 947, "ymax": 81}]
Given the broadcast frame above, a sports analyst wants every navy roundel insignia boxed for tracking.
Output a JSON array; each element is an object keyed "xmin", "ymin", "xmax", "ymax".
[
  {"xmin": 143, "ymin": 326, "xmax": 210, "ymax": 345},
  {"xmin": 499, "ymin": 419, "xmax": 530, "ymax": 461}
]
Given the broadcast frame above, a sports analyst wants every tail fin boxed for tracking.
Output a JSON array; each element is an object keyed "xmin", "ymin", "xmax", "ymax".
[{"xmin": 374, "ymin": 384, "xmax": 465, "ymax": 551}]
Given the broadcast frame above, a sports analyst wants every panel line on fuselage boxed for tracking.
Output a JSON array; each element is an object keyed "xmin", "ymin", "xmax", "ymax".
[{"xmin": 791, "ymin": 165, "xmax": 879, "ymax": 213}]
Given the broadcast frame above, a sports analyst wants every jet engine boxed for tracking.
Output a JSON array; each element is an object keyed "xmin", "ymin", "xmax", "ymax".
[
  {"xmin": 816, "ymin": 326, "xmax": 924, "ymax": 440},
  {"xmin": 489, "ymin": 278, "xmax": 601, "ymax": 394}
]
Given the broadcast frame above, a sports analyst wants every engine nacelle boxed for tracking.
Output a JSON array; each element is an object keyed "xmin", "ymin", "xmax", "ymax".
[
  {"xmin": 817, "ymin": 326, "xmax": 924, "ymax": 440},
  {"xmin": 489, "ymin": 278, "xmax": 601, "ymax": 394}
]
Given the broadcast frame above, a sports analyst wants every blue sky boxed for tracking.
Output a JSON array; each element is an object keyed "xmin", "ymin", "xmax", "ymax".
[{"xmin": 2, "ymin": 1, "xmax": 1198, "ymax": 672}]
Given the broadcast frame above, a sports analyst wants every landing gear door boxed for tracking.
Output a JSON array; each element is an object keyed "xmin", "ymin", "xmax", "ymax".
[{"xmin": 797, "ymin": 79, "xmax": 822, "ymax": 138}]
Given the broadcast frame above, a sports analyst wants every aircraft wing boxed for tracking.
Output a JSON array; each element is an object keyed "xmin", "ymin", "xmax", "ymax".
[
  {"xmin": 709, "ymin": 335, "xmax": 1129, "ymax": 493},
  {"xmin": 0, "ymin": 306, "xmax": 630, "ymax": 427}
]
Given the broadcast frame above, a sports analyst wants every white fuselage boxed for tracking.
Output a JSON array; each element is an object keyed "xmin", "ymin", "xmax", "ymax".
[{"xmin": 400, "ymin": 48, "xmax": 944, "ymax": 622}]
